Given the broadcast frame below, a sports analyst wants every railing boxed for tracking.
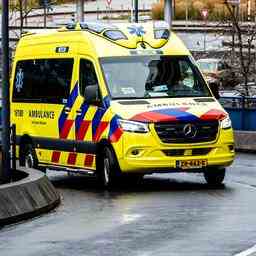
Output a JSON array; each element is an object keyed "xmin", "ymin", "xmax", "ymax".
[{"xmin": 219, "ymin": 96, "xmax": 256, "ymax": 131}]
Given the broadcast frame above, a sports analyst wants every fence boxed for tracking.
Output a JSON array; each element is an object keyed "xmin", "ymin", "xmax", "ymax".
[{"xmin": 219, "ymin": 97, "xmax": 256, "ymax": 131}]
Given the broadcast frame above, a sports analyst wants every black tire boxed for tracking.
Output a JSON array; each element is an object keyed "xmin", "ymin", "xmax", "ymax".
[
  {"xmin": 97, "ymin": 146, "xmax": 120, "ymax": 188},
  {"xmin": 204, "ymin": 168, "xmax": 226, "ymax": 185},
  {"xmin": 20, "ymin": 144, "xmax": 46, "ymax": 173}
]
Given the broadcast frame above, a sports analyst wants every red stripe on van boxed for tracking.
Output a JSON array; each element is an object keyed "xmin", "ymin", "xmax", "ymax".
[
  {"xmin": 51, "ymin": 151, "xmax": 61, "ymax": 163},
  {"xmin": 84, "ymin": 154, "xmax": 94, "ymax": 167},
  {"xmin": 76, "ymin": 120, "xmax": 90, "ymax": 141},
  {"xmin": 109, "ymin": 127, "xmax": 123, "ymax": 143},
  {"xmin": 93, "ymin": 121, "xmax": 108, "ymax": 142},
  {"xmin": 67, "ymin": 153, "xmax": 77, "ymax": 165},
  {"xmin": 200, "ymin": 109, "xmax": 226, "ymax": 121},
  {"xmin": 131, "ymin": 111, "xmax": 177, "ymax": 123},
  {"xmin": 60, "ymin": 120, "xmax": 74, "ymax": 139}
]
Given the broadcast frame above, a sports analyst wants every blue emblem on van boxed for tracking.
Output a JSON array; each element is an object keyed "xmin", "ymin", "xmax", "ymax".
[
  {"xmin": 15, "ymin": 68, "xmax": 24, "ymax": 92},
  {"xmin": 127, "ymin": 25, "xmax": 145, "ymax": 37}
]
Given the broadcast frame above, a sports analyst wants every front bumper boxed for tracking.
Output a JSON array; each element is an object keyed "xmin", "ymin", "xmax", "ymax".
[{"xmin": 117, "ymin": 126, "xmax": 235, "ymax": 174}]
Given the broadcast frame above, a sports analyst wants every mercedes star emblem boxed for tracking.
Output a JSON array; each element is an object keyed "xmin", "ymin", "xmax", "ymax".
[{"xmin": 183, "ymin": 123, "xmax": 197, "ymax": 138}]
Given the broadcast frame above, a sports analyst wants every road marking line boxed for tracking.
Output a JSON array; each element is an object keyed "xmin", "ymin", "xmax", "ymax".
[{"xmin": 234, "ymin": 245, "xmax": 256, "ymax": 256}]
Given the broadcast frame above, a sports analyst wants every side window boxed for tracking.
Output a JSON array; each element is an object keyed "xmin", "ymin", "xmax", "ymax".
[
  {"xmin": 79, "ymin": 59, "xmax": 99, "ymax": 96},
  {"xmin": 12, "ymin": 58, "xmax": 73, "ymax": 104}
]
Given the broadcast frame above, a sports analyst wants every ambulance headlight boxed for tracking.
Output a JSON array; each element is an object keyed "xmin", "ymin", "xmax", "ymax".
[
  {"xmin": 119, "ymin": 120, "xmax": 149, "ymax": 133},
  {"xmin": 221, "ymin": 116, "xmax": 232, "ymax": 129}
]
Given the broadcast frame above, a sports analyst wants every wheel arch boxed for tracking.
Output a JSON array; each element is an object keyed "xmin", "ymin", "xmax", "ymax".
[
  {"xmin": 96, "ymin": 139, "xmax": 120, "ymax": 171},
  {"xmin": 96, "ymin": 139, "xmax": 113, "ymax": 158},
  {"xmin": 19, "ymin": 134, "xmax": 34, "ymax": 164}
]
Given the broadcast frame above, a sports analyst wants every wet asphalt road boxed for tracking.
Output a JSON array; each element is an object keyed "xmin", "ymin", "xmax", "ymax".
[{"xmin": 0, "ymin": 153, "xmax": 256, "ymax": 256}]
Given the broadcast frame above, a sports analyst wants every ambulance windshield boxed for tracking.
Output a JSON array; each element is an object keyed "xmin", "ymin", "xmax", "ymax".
[{"xmin": 101, "ymin": 55, "xmax": 211, "ymax": 100}]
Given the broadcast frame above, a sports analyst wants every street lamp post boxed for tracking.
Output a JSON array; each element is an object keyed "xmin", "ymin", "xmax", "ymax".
[
  {"xmin": 43, "ymin": 0, "xmax": 47, "ymax": 27},
  {"xmin": 130, "ymin": 0, "xmax": 134, "ymax": 22},
  {"xmin": 185, "ymin": 0, "xmax": 189, "ymax": 27},
  {"xmin": 1, "ymin": 0, "xmax": 11, "ymax": 183},
  {"xmin": 76, "ymin": 0, "xmax": 85, "ymax": 22},
  {"xmin": 164, "ymin": 0, "xmax": 173, "ymax": 28},
  {"xmin": 134, "ymin": 0, "xmax": 138, "ymax": 23}
]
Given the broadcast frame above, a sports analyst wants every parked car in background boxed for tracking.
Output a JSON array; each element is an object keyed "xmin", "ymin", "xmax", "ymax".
[
  {"xmin": 234, "ymin": 82, "xmax": 256, "ymax": 97},
  {"xmin": 219, "ymin": 88, "xmax": 256, "ymax": 109},
  {"xmin": 219, "ymin": 90, "xmax": 241, "ymax": 97},
  {"xmin": 197, "ymin": 58, "xmax": 238, "ymax": 88}
]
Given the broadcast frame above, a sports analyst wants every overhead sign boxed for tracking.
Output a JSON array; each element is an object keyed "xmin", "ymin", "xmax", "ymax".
[
  {"xmin": 226, "ymin": 0, "xmax": 240, "ymax": 5},
  {"xmin": 201, "ymin": 9, "xmax": 208, "ymax": 19},
  {"xmin": 106, "ymin": 0, "xmax": 112, "ymax": 5}
]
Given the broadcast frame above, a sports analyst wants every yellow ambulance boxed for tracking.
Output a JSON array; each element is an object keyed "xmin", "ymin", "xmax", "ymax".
[{"xmin": 10, "ymin": 22, "xmax": 235, "ymax": 187}]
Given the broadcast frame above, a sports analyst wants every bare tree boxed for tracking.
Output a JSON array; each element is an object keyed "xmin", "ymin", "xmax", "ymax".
[
  {"xmin": 10, "ymin": 0, "xmax": 38, "ymax": 36},
  {"xmin": 224, "ymin": 1, "xmax": 256, "ymax": 96}
]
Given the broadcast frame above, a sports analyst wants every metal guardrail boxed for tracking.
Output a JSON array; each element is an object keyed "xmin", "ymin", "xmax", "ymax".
[{"xmin": 220, "ymin": 96, "xmax": 256, "ymax": 131}]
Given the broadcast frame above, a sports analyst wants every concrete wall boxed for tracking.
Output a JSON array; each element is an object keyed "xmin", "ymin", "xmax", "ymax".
[
  {"xmin": 234, "ymin": 131, "xmax": 256, "ymax": 152},
  {"xmin": 0, "ymin": 168, "xmax": 60, "ymax": 226}
]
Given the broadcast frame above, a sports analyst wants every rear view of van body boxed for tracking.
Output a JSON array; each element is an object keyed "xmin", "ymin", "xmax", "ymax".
[{"xmin": 10, "ymin": 22, "xmax": 235, "ymax": 187}]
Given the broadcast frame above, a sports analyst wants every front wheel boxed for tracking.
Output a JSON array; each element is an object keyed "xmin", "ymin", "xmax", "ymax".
[
  {"xmin": 204, "ymin": 168, "xmax": 226, "ymax": 185},
  {"xmin": 98, "ymin": 147, "xmax": 121, "ymax": 188}
]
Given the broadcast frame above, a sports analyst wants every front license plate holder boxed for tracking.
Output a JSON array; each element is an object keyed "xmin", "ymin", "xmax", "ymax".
[{"xmin": 176, "ymin": 159, "xmax": 208, "ymax": 170}]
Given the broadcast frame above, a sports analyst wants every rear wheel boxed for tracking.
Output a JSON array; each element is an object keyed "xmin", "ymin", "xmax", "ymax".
[
  {"xmin": 97, "ymin": 146, "xmax": 121, "ymax": 188},
  {"xmin": 20, "ymin": 144, "xmax": 45, "ymax": 173},
  {"xmin": 204, "ymin": 168, "xmax": 226, "ymax": 185}
]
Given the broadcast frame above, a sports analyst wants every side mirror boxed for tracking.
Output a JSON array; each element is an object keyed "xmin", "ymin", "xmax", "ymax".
[
  {"xmin": 209, "ymin": 83, "xmax": 220, "ymax": 100},
  {"xmin": 84, "ymin": 85, "xmax": 100, "ymax": 105}
]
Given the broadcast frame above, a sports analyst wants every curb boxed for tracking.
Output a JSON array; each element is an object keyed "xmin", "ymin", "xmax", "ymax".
[
  {"xmin": 234, "ymin": 130, "xmax": 256, "ymax": 153},
  {"xmin": 0, "ymin": 167, "xmax": 60, "ymax": 227}
]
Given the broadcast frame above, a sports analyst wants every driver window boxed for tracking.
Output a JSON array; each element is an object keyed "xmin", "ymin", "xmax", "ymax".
[
  {"xmin": 79, "ymin": 59, "xmax": 99, "ymax": 96},
  {"xmin": 179, "ymin": 61, "xmax": 195, "ymax": 88}
]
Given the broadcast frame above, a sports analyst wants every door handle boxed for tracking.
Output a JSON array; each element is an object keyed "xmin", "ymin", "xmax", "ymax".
[
  {"xmin": 76, "ymin": 109, "xmax": 82, "ymax": 116},
  {"xmin": 64, "ymin": 107, "xmax": 71, "ymax": 114}
]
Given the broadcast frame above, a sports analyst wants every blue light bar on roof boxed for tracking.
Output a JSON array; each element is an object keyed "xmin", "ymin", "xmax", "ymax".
[
  {"xmin": 154, "ymin": 29, "xmax": 170, "ymax": 39},
  {"xmin": 79, "ymin": 22, "xmax": 117, "ymax": 33},
  {"xmin": 103, "ymin": 30, "xmax": 128, "ymax": 41},
  {"xmin": 153, "ymin": 21, "xmax": 170, "ymax": 40}
]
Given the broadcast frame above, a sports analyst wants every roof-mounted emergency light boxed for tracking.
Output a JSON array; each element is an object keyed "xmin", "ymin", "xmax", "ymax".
[
  {"xmin": 153, "ymin": 21, "xmax": 170, "ymax": 40},
  {"xmin": 65, "ymin": 22, "xmax": 128, "ymax": 41},
  {"xmin": 63, "ymin": 21, "xmax": 170, "ymax": 49},
  {"xmin": 103, "ymin": 30, "xmax": 128, "ymax": 41}
]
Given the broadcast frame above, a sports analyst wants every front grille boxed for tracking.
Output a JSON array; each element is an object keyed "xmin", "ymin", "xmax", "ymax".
[
  {"xmin": 163, "ymin": 149, "xmax": 185, "ymax": 156},
  {"xmin": 162, "ymin": 148, "xmax": 212, "ymax": 157},
  {"xmin": 192, "ymin": 148, "xmax": 212, "ymax": 155},
  {"xmin": 155, "ymin": 121, "xmax": 219, "ymax": 144}
]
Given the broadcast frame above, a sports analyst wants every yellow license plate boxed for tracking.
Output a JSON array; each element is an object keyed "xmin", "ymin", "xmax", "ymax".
[{"xmin": 177, "ymin": 159, "xmax": 208, "ymax": 170}]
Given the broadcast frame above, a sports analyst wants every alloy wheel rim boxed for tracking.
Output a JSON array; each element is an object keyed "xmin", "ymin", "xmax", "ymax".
[
  {"xmin": 25, "ymin": 153, "xmax": 34, "ymax": 168},
  {"xmin": 103, "ymin": 158, "xmax": 110, "ymax": 186}
]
